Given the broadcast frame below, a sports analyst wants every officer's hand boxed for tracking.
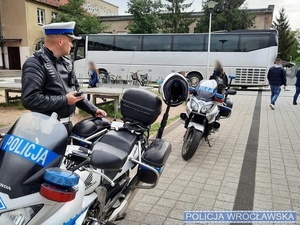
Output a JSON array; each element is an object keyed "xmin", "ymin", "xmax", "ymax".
[
  {"xmin": 95, "ymin": 109, "xmax": 107, "ymax": 118},
  {"xmin": 66, "ymin": 91, "xmax": 83, "ymax": 105}
]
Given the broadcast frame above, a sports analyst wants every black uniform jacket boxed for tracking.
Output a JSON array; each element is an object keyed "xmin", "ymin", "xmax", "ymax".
[{"xmin": 21, "ymin": 47, "xmax": 97, "ymax": 118}]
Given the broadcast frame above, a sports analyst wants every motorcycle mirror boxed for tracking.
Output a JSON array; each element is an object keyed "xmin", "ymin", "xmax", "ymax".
[
  {"xmin": 227, "ymin": 89, "xmax": 237, "ymax": 95},
  {"xmin": 229, "ymin": 75, "xmax": 236, "ymax": 80}
]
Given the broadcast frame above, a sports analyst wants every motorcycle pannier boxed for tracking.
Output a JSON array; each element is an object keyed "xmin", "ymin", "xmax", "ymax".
[
  {"xmin": 219, "ymin": 98, "xmax": 233, "ymax": 118},
  {"xmin": 121, "ymin": 88, "xmax": 162, "ymax": 126},
  {"xmin": 138, "ymin": 139, "xmax": 172, "ymax": 184},
  {"xmin": 71, "ymin": 117, "xmax": 111, "ymax": 147}
]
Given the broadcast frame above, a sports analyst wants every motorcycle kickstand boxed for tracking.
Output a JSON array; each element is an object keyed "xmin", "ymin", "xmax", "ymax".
[{"xmin": 205, "ymin": 136, "xmax": 212, "ymax": 147}]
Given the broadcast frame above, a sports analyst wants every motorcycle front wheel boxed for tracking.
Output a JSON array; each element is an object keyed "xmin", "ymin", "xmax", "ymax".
[{"xmin": 182, "ymin": 127, "xmax": 203, "ymax": 160}]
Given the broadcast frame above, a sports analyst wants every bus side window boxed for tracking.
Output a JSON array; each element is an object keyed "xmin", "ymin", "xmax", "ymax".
[
  {"xmin": 210, "ymin": 34, "xmax": 239, "ymax": 52},
  {"xmin": 239, "ymin": 34, "xmax": 270, "ymax": 52},
  {"xmin": 173, "ymin": 35, "xmax": 205, "ymax": 51},
  {"xmin": 143, "ymin": 35, "xmax": 172, "ymax": 51},
  {"xmin": 114, "ymin": 35, "xmax": 142, "ymax": 51},
  {"xmin": 88, "ymin": 36, "xmax": 114, "ymax": 51}
]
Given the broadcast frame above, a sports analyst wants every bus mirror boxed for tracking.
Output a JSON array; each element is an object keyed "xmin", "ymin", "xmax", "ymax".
[{"xmin": 229, "ymin": 75, "xmax": 236, "ymax": 80}]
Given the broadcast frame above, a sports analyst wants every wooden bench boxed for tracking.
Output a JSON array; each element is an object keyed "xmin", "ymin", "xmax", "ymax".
[{"xmin": 4, "ymin": 88, "xmax": 22, "ymax": 104}]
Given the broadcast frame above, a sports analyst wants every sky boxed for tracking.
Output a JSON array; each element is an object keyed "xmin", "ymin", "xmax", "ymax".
[{"xmin": 106, "ymin": 0, "xmax": 300, "ymax": 30}]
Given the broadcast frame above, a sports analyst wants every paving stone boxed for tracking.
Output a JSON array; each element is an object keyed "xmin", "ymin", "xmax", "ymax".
[
  {"xmin": 163, "ymin": 218, "xmax": 184, "ymax": 225},
  {"xmin": 140, "ymin": 195, "xmax": 160, "ymax": 205},
  {"xmin": 121, "ymin": 210, "xmax": 147, "ymax": 223},
  {"xmin": 132, "ymin": 202, "xmax": 154, "ymax": 213},
  {"xmin": 149, "ymin": 204, "xmax": 172, "ymax": 217},
  {"xmin": 213, "ymin": 200, "xmax": 234, "ymax": 210},
  {"xmin": 117, "ymin": 89, "xmax": 300, "ymax": 225},
  {"xmin": 173, "ymin": 201, "xmax": 194, "ymax": 210},
  {"xmin": 162, "ymin": 191, "xmax": 181, "ymax": 200},
  {"xmin": 143, "ymin": 213, "xmax": 166, "ymax": 225},
  {"xmin": 178, "ymin": 193, "xmax": 199, "ymax": 204},
  {"xmin": 168, "ymin": 207, "xmax": 184, "ymax": 220}
]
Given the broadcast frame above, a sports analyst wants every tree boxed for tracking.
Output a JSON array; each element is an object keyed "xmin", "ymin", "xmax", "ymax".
[
  {"xmin": 126, "ymin": 0, "xmax": 162, "ymax": 34},
  {"xmin": 273, "ymin": 8, "xmax": 296, "ymax": 60},
  {"xmin": 52, "ymin": 0, "xmax": 107, "ymax": 34},
  {"xmin": 194, "ymin": 0, "xmax": 255, "ymax": 33},
  {"xmin": 288, "ymin": 30, "xmax": 300, "ymax": 61},
  {"xmin": 160, "ymin": 0, "xmax": 195, "ymax": 33}
]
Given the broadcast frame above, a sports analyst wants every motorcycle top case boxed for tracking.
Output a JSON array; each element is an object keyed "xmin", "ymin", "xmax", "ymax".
[
  {"xmin": 72, "ymin": 117, "xmax": 111, "ymax": 147},
  {"xmin": 121, "ymin": 88, "xmax": 162, "ymax": 126},
  {"xmin": 138, "ymin": 139, "xmax": 172, "ymax": 184}
]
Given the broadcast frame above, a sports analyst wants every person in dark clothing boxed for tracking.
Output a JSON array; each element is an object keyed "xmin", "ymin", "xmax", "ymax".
[
  {"xmin": 267, "ymin": 58, "xmax": 287, "ymax": 110},
  {"xmin": 293, "ymin": 69, "xmax": 300, "ymax": 105},
  {"xmin": 87, "ymin": 61, "xmax": 100, "ymax": 101},
  {"xmin": 88, "ymin": 62, "xmax": 100, "ymax": 88},
  {"xmin": 209, "ymin": 60, "xmax": 228, "ymax": 94},
  {"xmin": 22, "ymin": 21, "xmax": 106, "ymax": 132}
]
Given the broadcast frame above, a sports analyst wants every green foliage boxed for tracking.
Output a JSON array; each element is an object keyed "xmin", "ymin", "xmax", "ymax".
[
  {"xmin": 295, "ymin": 57, "xmax": 300, "ymax": 62},
  {"xmin": 52, "ymin": 0, "xmax": 107, "ymax": 34},
  {"xmin": 289, "ymin": 30, "xmax": 300, "ymax": 61},
  {"xmin": 150, "ymin": 115, "xmax": 179, "ymax": 136},
  {"xmin": 273, "ymin": 8, "xmax": 296, "ymax": 60},
  {"xmin": 0, "ymin": 101, "xmax": 25, "ymax": 110},
  {"xmin": 126, "ymin": 0, "xmax": 162, "ymax": 34},
  {"xmin": 160, "ymin": 0, "xmax": 195, "ymax": 33},
  {"xmin": 194, "ymin": 0, "xmax": 255, "ymax": 33}
]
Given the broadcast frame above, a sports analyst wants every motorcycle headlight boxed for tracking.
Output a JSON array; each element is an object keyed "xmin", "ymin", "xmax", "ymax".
[
  {"xmin": 200, "ymin": 104, "xmax": 213, "ymax": 113},
  {"xmin": 191, "ymin": 99, "xmax": 199, "ymax": 111},
  {"xmin": 0, "ymin": 205, "xmax": 43, "ymax": 225}
]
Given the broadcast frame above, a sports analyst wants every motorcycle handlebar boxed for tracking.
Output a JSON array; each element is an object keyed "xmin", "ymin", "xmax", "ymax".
[{"xmin": 69, "ymin": 158, "xmax": 90, "ymax": 172}]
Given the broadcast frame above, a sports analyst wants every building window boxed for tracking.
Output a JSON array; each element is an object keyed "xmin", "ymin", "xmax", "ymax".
[
  {"xmin": 37, "ymin": 8, "xmax": 45, "ymax": 25},
  {"xmin": 51, "ymin": 12, "xmax": 58, "ymax": 19}
]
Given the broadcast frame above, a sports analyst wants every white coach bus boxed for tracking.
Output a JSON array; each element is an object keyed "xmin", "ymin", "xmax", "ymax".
[{"xmin": 73, "ymin": 29, "xmax": 278, "ymax": 87}]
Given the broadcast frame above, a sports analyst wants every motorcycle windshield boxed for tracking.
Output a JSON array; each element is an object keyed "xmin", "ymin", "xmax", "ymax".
[
  {"xmin": 195, "ymin": 80, "xmax": 217, "ymax": 102},
  {"xmin": 0, "ymin": 112, "xmax": 68, "ymax": 199}
]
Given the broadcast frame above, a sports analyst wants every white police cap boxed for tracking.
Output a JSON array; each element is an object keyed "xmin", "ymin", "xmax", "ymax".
[{"xmin": 42, "ymin": 21, "xmax": 81, "ymax": 40}]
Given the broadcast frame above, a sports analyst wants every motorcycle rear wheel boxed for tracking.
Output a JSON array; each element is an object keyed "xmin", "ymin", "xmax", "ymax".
[{"xmin": 182, "ymin": 127, "xmax": 202, "ymax": 160}]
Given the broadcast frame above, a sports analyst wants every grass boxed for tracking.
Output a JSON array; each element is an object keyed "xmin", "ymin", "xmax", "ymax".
[
  {"xmin": 0, "ymin": 123, "xmax": 5, "ymax": 128},
  {"xmin": 149, "ymin": 115, "xmax": 180, "ymax": 136},
  {"xmin": 0, "ymin": 101, "xmax": 25, "ymax": 110}
]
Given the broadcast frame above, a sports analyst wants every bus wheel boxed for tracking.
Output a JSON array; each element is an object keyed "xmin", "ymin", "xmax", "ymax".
[{"xmin": 187, "ymin": 73, "xmax": 203, "ymax": 87}]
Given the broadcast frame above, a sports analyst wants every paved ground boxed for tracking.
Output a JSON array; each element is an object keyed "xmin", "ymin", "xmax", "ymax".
[{"xmin": 116, "ymin": 86, "xmax": 300, "ymax": 225}]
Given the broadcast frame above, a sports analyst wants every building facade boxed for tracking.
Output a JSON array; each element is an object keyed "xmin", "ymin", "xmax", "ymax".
[
  {"xmin": 100, "ymin": 5, "xmax": 275, "ymax": 34},
  {"xmin": 0, "ymin": 0, "xmax": 118, "ymax": 69},
  {"xmin": 83, "ymin": 0, "xmax": 118, "ymax": 16}
]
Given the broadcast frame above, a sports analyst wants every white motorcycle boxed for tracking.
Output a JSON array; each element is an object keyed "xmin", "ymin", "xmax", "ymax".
[
  {"xmin": 0, "ymin": 75, "xmax": 189, "ymax": 225},
  {"xmin": 180, "ymin": 76, "xmax": 236, "ymax": 160}
]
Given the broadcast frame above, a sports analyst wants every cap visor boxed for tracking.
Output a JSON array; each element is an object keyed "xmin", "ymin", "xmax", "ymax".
[{"xmin": 68, "ymin": 34, "xmax": 82, "ymax": 40}]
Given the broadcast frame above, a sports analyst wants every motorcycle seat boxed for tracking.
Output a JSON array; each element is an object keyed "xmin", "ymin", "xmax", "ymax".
[{"xmin": 91, "ymin": 130, "xmax": 137, "ymax": 171}]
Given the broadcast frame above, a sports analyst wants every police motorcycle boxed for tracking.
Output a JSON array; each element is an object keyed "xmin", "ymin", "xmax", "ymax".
[
  {"xmin": 180, "ymin": 75, "xmax": 236, "ymax": 160},
  {"xmin": 0, "ymin": 73, "xmax": 188, "ymax": 225}
]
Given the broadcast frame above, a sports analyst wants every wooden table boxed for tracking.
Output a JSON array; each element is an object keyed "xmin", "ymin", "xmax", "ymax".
[{"xmin": 81, "ymin": 88, "xmax": 123, "ymax": 114}]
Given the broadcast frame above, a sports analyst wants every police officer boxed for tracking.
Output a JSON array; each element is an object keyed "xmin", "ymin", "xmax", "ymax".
[
  {"xmin": 209, "ymin": 60, "xmax": 228, "ymax": 94},
  {"xmin": 21, "ymin": 21, "xmax": 106, "ymax": 131}
]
